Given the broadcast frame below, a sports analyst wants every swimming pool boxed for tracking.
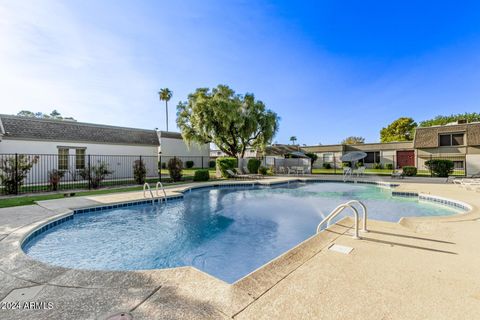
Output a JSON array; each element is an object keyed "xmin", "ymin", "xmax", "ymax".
[{"xmin": 23, "ymin": 182, "xmax": 464, "ymax": 283}]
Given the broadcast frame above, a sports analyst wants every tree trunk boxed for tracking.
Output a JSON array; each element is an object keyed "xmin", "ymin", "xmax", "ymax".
[{"xmin": 165, "ymin": 101, "xmax": 169, "ymax": 131}]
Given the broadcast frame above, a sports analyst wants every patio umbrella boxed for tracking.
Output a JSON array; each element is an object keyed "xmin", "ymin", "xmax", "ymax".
[
  {"xmin": 340, "ymin": 152, "xmax": 367, "ymax": 162},
  {"xmin": 341, "ymin": 151, "xmax": 367, "ymax": 170},
  {"xmin": 287, "ymin": 151, "xmax": 309, "ymax": 158}
]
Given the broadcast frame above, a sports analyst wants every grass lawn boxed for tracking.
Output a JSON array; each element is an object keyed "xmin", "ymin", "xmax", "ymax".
[
  {"xmin": 312, "ymin": 168, "xmax": 394, "ymax": 175},
  {"xmin": 0, "ymin": 168, "xmax": 217, "ymax": 194},
  {"xmin": 0, "ymin": 178, "xmax": 221, "ymax": 209},
  {"xmin": 159, "ymin": 168, "xmax": 216, "ymax": 175},
  {"xmin": 311, "ymin": 168, "xmax": 465, "ymax": 176}
]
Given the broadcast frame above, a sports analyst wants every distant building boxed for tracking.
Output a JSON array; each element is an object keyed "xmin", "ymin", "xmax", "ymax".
[
  {"xmin": 210, "ymin": 148, "xmax": 258, "ymax": 158},
  {"xmin": 414, "ymin": 121, "xmax": 480, "ymax": 175}
]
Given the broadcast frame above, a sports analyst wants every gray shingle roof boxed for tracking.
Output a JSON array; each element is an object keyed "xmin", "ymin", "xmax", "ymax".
[
  {"xmin": 0, "ymin": 114, "xmax": 160, "ymax": 146},
  {"xmin": 158, "ymin": 131, "xmax": 183, "ymax": 139}
]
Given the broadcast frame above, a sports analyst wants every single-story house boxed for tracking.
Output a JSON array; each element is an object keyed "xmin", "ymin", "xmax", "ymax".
[
  {"xmin": 158, "ymin": 131, "xmax": 210, "ymax": 168},
  {"xmin": 302, "ymin": 141, "xmax": 414, "ymax": 169},
  {"xmin": 300, "ymin": 121, "xmax": 480, "ymax": 175},
  {"xmin": 0, "ymin": 114, "xmax": 209, "ymax": 183},
  {"xmin": 210, "ymin": 148, "xmax": 258, "ymax": 159}
]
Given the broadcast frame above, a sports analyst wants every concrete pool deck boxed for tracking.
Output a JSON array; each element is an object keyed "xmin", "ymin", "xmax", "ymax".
[{"xmin": 0, "ymin": 176, "xmax": 479, "ymax": 319}]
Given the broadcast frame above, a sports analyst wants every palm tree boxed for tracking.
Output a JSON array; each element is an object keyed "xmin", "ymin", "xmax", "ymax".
[
  {"xmin": 289, "ymin": 136, "xmax": 297, "ymax": 145},
  {"xmin": 158, "ymin": 88, "xmax": 173, "ymax": 131}
]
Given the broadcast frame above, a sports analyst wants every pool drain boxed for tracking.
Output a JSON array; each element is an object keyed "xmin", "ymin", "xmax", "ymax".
[{"xmin": 105, "ymin": 312, "xmax": 133, "ymax": 320}]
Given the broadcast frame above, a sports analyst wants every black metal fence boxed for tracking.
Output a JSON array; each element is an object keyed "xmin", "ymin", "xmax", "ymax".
[
  {"xmin": 308, "ymin": 154, "xmax": 467, "ymax": 177},
  {"xmin": 416, "ymin": 154, "xmax": 467, "ymax": 176},
  {"xmin": 0, "ymin": 153, "xmax": 212, "ymax": 195}
]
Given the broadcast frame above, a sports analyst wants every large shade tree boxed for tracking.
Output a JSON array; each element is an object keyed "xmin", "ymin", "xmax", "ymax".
[
  {"xmin": 419, "ymin": 112, "xmax": 480, "ymax": 127},
  {"xmin": 380, "ymin": 117, "xmax": 417, "ymax": 142},
  {"xmin": 16, "ymin": 109, "xmax": 76, "ymax": 121},
  {"xmin": 341, "ymin": 136, "xmax": 365, "ymax": 145},
  {"xmin": 176, "ymin": 85, "xmax": 279, "ymax": 157}
]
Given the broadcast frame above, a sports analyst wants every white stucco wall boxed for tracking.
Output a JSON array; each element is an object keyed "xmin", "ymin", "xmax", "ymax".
[
  {"xmin": 0, "ymin": 139, "xmax": 158, "ymax": 156},
  {"xmin": 466, "ymin": 154, "xmax": 480, "ymax": 176},
  {"xmin": 159, "ymin": 137, "xmax": 210, "ymax": 168},
  {"xmin": 313, "ymin": 152, "xmax": 343, "ymax": 168},
  {"xmin": 0, "ymin": 139, "xmax": 159, "ymax": 184}
]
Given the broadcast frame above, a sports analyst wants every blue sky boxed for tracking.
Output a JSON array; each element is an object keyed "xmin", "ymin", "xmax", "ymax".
[{"xmin": 1, "ymin": 1, "xmax": 479, "ymax": 145}]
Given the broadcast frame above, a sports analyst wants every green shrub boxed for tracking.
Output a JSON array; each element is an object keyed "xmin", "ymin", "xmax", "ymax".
[
  {"xmin": 185, "ymin": 160, "xmax": 194, "ymax": 169},
  {"xmin": 133, "ymin": 159, "xmax": 147, "ymax": 184},
  {"xmin": 161, "ymin": 162, "xmax": 166, "ymax": 169},
  {"xmin": 323, "ymin": 163, "xmax": 332, "ymax": 169},
  {"xmin": 216, "ymin": 157, "xmax": 237, "ymax": 177},
  {"xmin": 247, "ymin": 158, "xmax": 261, "ymax": 174},
  {"xmin": 48, "ymin": 169, "xmax": 65, "ymax": 191},
  {"xmin": 342, "ymin": 162, "xmax": 351, "ymax": 168},
  {"xmin": 0, "ymin": 155, "xmax": 39, "ymax": 194},
  {"xmin": 167, "ymin": 157, "xmax": 183, "ymax": 182},
  {"xmin": 79, "ymin": 162, "xmax": 113, "ymax": 189},
  {"xmin": 425, "ymin": 159, "xmax": 454, "ymax": 177},
  {"xmin": 209, "ymin": 160, "xmax": 216, "ymax": 168},
  {"xmin": 356, "ymin": 161, "xmax": 364, "ymax": 168},
  {"xmin": 402, "ymin": 166, "xmax": 417, "ymax": 176},
  {"xmin": 385, "ymin": 163, "xmax": 393, "ymax": 170},
  {"xmin": 193, "ymin": 169, "xmax": 210, "ymax": 181},
  {"xmin": 259, "ymin": 166, "xmax": 268, "ymax": 175},
  {"xmin": 372, "ymin": 163, "xmax": 383, "ymax": 169}
]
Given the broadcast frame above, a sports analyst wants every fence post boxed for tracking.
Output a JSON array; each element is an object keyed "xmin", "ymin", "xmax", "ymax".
[
  {"xmin": 334, "ymin": 156, "xmax": 337, "ymax": 175},
  {"xmin": 159, "ymin": 155, "xmax": 162, "ymax": 181},
  {"xmin": 139, "ymin": 155, "xmax": 142, "ymax": 183},
  {"xmin": 464, "ymin": 155, "xmax": 467, "ymax": 177},
  {"xmin": 14, "ymin": 153, "xmax": 19, "ymax": 195},
  {"xmin": 201, "ymin": 156, "xmax": 204, "ymax": 168},
  {"xmin": 87, "ymin": 154, "xmax": 91, "ymax": 190},
  {"xmin": 430, "ymin": 154, "xmax": 433, "ymax": 177},
  {"xmin": 392, "ymin": 155, "xmax": 396, "ymax": 173}
]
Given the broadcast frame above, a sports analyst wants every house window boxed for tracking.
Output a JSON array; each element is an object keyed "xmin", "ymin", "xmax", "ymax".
[
  {"xmin": 453, "ymin": 161, "xmax": 464, "ymax": 169},
  {"xmin": 439, "ymin": 133, "xmax": 464, "ymax": 146},
  {"xmin": 364, "ymin": 151, "xmax": 380, "ymax": 164},
  {"xmin": 76, "ymin": 149, "xmax": 86, "ymax": 169},
  {"xmin": 58, "ymin": 148, "xmax": 69, "ymax": 170},
  {"xmin": 323, "ymin": 153, "xmax": 333, "ymax": 163}
]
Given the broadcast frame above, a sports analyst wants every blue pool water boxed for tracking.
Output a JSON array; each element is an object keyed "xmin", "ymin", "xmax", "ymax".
[{"xmin": 24, "ymin": 182, "xmax": 463, "ymax": 283}]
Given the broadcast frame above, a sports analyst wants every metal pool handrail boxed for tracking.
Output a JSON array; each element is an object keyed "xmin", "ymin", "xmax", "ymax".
[
  {"xmin": 155, "ymin": 181, "xmax": 167, "ymax": 203},
  {"xmin": 344, "ymin": 200, "xmax": 368, "ymax": 233},
  {"xmin": 316, "ymin": 202, "xmax": 365, "ymax": 239},
  {"xmin": 143, "ymin": 183, "xmax": 154, "ymax": 199}
]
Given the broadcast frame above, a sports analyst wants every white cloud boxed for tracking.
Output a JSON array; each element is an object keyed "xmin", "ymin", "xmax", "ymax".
[{"xmin": 0, "ymin": 0, "xmax": 158, "ymax": 129}]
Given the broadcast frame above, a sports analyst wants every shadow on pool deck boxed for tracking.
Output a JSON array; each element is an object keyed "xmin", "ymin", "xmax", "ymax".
[
  {"xmin": 360, "ymin": 235, "xmax": 458, "ymax": 255},
  {"xmin": 367, "ymin": 229, "xmax": 455, "ymax": 244}
]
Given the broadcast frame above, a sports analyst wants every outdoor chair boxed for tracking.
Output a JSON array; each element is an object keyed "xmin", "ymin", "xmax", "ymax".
[
  {"xmin": 391, "ymin": 169, "xmax": 404, "ymax": 179},
  {"xmin": 276, "ymin": 166, "xmax": 286, "ymax": 175},
  {"xmin": 356, "ymin": 166, "xmax": 365, "ymax": 177},
  {"xmin": 226, "ymin": 169, "xmax": 249, "ymax": 180},
  {"xmin": 448, "ymin": 172, "xmax": 480, "ymax": 184},
  {"xmin": 453, "ymin": 178, "xmax": 480, "ymax": 190},
  {"xmin": 226, "ymin": 169, "xmax": 262, "ymax": 180}
]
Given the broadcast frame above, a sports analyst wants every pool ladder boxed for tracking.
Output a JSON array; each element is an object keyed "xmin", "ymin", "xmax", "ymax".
[
  {"xmin": 143, "ymin": 182, "xmax": 168, "ymax": 204},
  {"xmin": 316, "ymin": 200, "xmax": 368, "ymax": 239}
]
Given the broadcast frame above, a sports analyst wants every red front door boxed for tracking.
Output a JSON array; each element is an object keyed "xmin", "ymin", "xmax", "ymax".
[{"xmin": 396, "ymin": 150, "xmax": 415, "ymax": 168}]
